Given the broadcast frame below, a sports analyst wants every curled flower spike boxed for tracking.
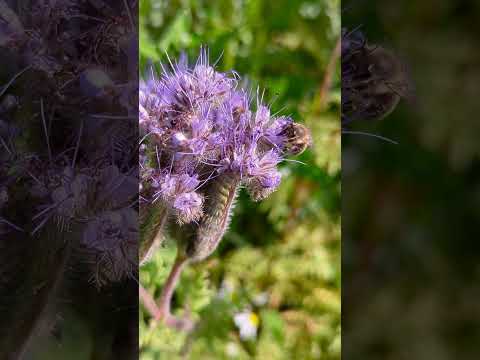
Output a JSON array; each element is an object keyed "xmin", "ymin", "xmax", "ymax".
[
  {"xmin": 139, "ymin": 48, "xmax": 311, "ymax": 263},
  {"xmin": 139, "ymin": 48, "xmax": 312, "ymax": 330},
  {"xmin": 246, "ymin": 150, "xmax": 282, "ymax": 201},
  {"xmin": 139, "ymin": 50, "xmax": 308, "ymax": 219},
  {"xmin": 153, "ymin": 173, "xmax": 204, "ymax": 224}
]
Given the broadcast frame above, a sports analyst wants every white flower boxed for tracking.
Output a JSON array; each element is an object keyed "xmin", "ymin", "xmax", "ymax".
[{"xmin": 233, "ymin": 310, "xmax": 259, "ymax": 340}]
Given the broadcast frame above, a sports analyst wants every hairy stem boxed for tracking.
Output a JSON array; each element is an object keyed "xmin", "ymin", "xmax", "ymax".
[{"xmin": 139, "ymin": 203, "xmax": 168, "ymax": 266}]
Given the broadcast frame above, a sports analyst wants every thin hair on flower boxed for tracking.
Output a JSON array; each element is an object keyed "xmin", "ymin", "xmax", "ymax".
[
  {"xmin": 139, "ymin": 48, "xmax": 312, "ymax": 330},
  {"xmin": 140, "ymin": 47, "xmax": 310, "ymax": 227}
]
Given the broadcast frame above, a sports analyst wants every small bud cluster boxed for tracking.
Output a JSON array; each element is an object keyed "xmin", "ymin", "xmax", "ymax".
[{"xmin": 140, "ymin": 49, "xmax": 300, "ymax": 226}]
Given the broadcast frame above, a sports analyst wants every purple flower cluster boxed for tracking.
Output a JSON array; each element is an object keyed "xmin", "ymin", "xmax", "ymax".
[{"xmin": 140, "ymin": 50, "xmax": 298, "ymax": 224}]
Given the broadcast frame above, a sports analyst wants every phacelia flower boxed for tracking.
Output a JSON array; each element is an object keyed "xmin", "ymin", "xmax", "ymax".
[
  {"xmin": 140, "ymin": 49, "xmax": 308, "ymax": 226},
  {"xmin": 139, "ymin": 48, "xmax": 312, "ymax": 331},
  {"xmin": 152, "ymin": 173, "xmax": 204, "ymax": 224}
]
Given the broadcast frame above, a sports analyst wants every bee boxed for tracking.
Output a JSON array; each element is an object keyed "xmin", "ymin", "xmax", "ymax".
[
  {"xmin": 232, "ymin": 105, "xmax": 246, "ymax": 118},
  {"xmin": 342, "ymin": 29, "xmax": 413, "ymax": 123},
  {"xmin": 279, "ymin": 122, "xmax": 312, "ymax": 156}
]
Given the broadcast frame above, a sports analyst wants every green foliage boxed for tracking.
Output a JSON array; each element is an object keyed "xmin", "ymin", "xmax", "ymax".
[{"xmin": 140, "ymin": 0, "xmax": 340, "ymax": 358}]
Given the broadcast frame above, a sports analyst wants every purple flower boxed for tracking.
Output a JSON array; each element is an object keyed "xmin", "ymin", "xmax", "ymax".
[
  {"xmin": 173, "ymin": 192, "xmax": 203, "ymax": 224},
  {"xmin": 140, "ymin": 48, "xmax": 306, "ymax": 224},
  {"xmin": 246, "ymin": 150, "xmax": 282, "ymax": 201},
  {"xmin": 138, "ymin": 50, "xmax": 313, "ymax": 321},
  {"xmin": 151, "ymin": 173, "xmax": 204, "ymax": 224}
]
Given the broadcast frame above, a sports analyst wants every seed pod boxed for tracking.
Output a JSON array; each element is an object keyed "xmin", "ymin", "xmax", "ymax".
[{"xmin": 185, "ymin": 174, "xmax": 240, "ymax": 262}]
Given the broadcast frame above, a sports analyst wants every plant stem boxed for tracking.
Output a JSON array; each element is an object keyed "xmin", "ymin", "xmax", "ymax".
[
  {"xmin": 313, "ymin": 36, "xmax": 341, "ymax": 112},
  {"xmin": 139, "ymin": 284, "xmax": 160, "ymax": 319},
  {"xmin": 156, "ymin": 253, "xmax": 188, "ymax": 320},
  {"xmin": 139, "ymin": 252, "xmax": 194, "ymax": 332}
]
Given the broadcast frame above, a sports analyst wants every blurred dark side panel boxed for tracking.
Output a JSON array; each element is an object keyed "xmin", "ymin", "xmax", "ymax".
[
  {"xmin": 0, "ymin": 1, "xmax": 138, "ymax": 359},
  {"xmin": 343, "ymin": 1, "xmax": 480, "ymax": 359}
]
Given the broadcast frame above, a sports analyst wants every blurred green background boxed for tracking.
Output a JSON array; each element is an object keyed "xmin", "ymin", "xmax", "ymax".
[
  {"xmin": 343, "ymin": 1, "xmax": 480, "ymax": 359},
  {"xmin": 139, "ymin": 0, "xmax": 340, "ymax": 359}
]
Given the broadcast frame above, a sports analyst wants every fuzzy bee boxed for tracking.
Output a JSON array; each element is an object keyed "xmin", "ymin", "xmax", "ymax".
[
  {"xmin": 342, "ymin": 28, "xmax": 413, "ymax": 123},
  {"xmin": 279, "ymin": 122, "xmax": 312, "ymax": 156}
]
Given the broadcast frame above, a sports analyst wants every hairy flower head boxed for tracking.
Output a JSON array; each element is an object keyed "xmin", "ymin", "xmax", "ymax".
[{"xmin": 140, "ymin": 49, "xmax": 307, "ymax": 226}]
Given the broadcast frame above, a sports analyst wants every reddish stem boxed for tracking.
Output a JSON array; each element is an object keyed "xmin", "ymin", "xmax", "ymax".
[
  {"xmin": 138, "ymin": 255, "xmax": 194, "ymax": 331},
  {"xmin": 156, "ymin": 254, "xmax": 188, "ymax": 318},
  {"xmin": 139, "ymin": 284, "xmax": 160, "ymax": 319},
  {"xmin": 315, "ymin": 36, "xmax": 341, "ymax": 111},
  {"xmin": 140, "ymin": 253, "xmax": 194, "ymax": 331},
  {"xmin": 154, "ymin": 253, "xmax": 194, "ymax": 331}
]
